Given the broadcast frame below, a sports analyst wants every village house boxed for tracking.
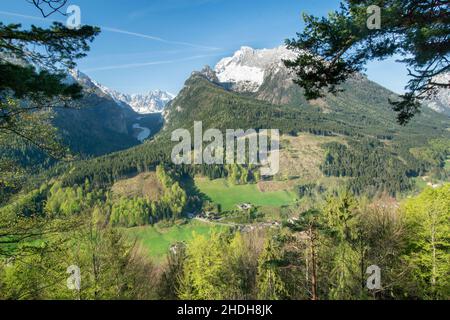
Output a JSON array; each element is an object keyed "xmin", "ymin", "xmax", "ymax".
[{"xmin": 237, "ymin": 203, "xmax": 252, "ymax": 210}]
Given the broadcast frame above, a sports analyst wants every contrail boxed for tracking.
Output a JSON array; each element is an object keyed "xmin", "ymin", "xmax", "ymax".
[
  {"xmin": 0, "ymin": 10, "xmax": 220, "ymax": 50},
  {"xmin": 0, "ymin": 10, "xmax": 48, "ymax": 22},
  {"xmin": 83, "ymin": 53, "xmax": 227, "ymax": 72},
  {"xmin": 101, "ymin": 27, "xmax": 220, "ymax": 51}
]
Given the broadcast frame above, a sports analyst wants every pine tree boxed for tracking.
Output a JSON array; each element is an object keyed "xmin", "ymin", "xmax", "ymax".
[{"xmin": 285, "ymin": 0, "xmax": 449, "ymax": 124}]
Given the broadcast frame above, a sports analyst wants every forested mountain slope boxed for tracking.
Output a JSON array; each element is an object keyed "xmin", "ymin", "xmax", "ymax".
[
  {"xmin": 40, "ymin": 66, "xmax": 449, "ymax": 198},
  {"xmin": 12, "ymin": 46, "xmax": 449, "ymax": 200}
]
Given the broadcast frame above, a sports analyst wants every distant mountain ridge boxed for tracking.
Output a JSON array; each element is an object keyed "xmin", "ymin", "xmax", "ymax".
[
  {"xmin": 113, "ymin": 90, "xmax": 174, "ymax": 114},
  {"xmin": 69, "ymin": 70, "xmax": 174, "ymax": 114}
]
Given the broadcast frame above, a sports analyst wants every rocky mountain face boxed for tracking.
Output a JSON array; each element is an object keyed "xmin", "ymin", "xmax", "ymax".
[
  {"xmin": 214, "ymin": 46, "xmax": 297, "ymax": 93},
  {"xmin": 425, "ymin": 72, "xmax": 450, "ymax": 116}
]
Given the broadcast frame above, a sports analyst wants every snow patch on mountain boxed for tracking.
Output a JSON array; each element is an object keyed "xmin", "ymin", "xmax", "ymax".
[{"xmin": 214, "ymin": 46, "xmax": 297, "ymax": 92}]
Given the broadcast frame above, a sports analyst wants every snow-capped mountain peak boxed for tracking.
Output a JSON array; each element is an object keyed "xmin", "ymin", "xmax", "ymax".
[
  {"xmin": 126, "ymin": 90, "xmax": 175, "ymax": 114},
  {"xmin": 68, "ymin": 69, "xmax": 99, "ymax": 89},
  {"xmin": 214, "ymin": 45, "xmax": 297, "ymax": 92},
  {"xmin": 68, "ymin": 69, "xmax": 174, "ymax": 114}
]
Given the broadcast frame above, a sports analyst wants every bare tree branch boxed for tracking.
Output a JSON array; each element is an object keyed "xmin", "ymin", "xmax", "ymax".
[{"xmin": 26, "ymin": 0, "xmax": 68, "ymax": 18}]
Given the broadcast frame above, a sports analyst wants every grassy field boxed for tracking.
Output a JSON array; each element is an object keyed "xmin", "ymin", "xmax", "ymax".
[
  {"xmin": 125, "ymin": 220, "xmax": 223, "ymax": 262},
  {"xmin": 195, "ymin": 177, "xmax": 297, "ymax": 211}
]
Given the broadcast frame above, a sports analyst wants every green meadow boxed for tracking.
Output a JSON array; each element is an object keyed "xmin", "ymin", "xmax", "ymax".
[
  {"xmin": 125, "ymin": 220, "xmax": 223, "ymax": 262},
  {"xmin": 195, "ymin": 178, "xmax": 297, "ymax": 211}
]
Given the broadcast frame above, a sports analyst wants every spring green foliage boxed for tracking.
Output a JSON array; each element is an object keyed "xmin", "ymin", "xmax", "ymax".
[
  {"xmin": 158, "ymin": 242, "xmax": 187, "ymax": 300},
  {"xmin": 226, "ymin": 164, "xmax": 252, "ymax": 185},
  {"xmin": 401, "ymin": 184, "xmax": 450, "ymax": 299},
  {"xmin": 2, "ymin": 166, "xmax": 187, "ymax": 230},
  {"xmin": 178, "ymin": 231, "xmax": 259, "ymax": 300},
  {"xmin": 44, "ymin": 181, "xmax": 103, "ymax": 217},
  {"xmin": 0, "ymin": 211, "xmax": 156, "ymax": 300},
  {"xmin": 109, "ymin": 165, "xmax": 187, "ymax": 227},
  {"xmin": 281, "ymin": 189, "xmax": 446, "ymax": 300},
  {"xmin": 256, "ymin": 238, "xmax": 288, "ymax": 300},
  {"xmin": 178, "ymin": 232, "xmax": 237, "ymax": 299},
  {"xmin": 1, "ymin": 184, "xmax": 449, "ymax": 299},
  {"xmin": 111, "ymin": 197, "xmax": 151, "ymax": 228},
  {"xmin": 157, "ymin": 165, "xmax": 187, "ymax": 220}
]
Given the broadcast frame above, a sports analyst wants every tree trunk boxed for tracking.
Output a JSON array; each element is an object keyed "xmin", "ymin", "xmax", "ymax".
[
  {"xmin": 310, "ymin": 228, "xmax": 318, "ymax": 300},
  {"xmin": 431, "ymin": 222, "xmax": 437, "ymax": 293}
]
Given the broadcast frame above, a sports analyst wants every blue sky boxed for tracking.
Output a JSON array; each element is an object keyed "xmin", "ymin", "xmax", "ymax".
[{"xmin": 0, "ymin": 0, "xmax": 410, "ymax": 95}]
